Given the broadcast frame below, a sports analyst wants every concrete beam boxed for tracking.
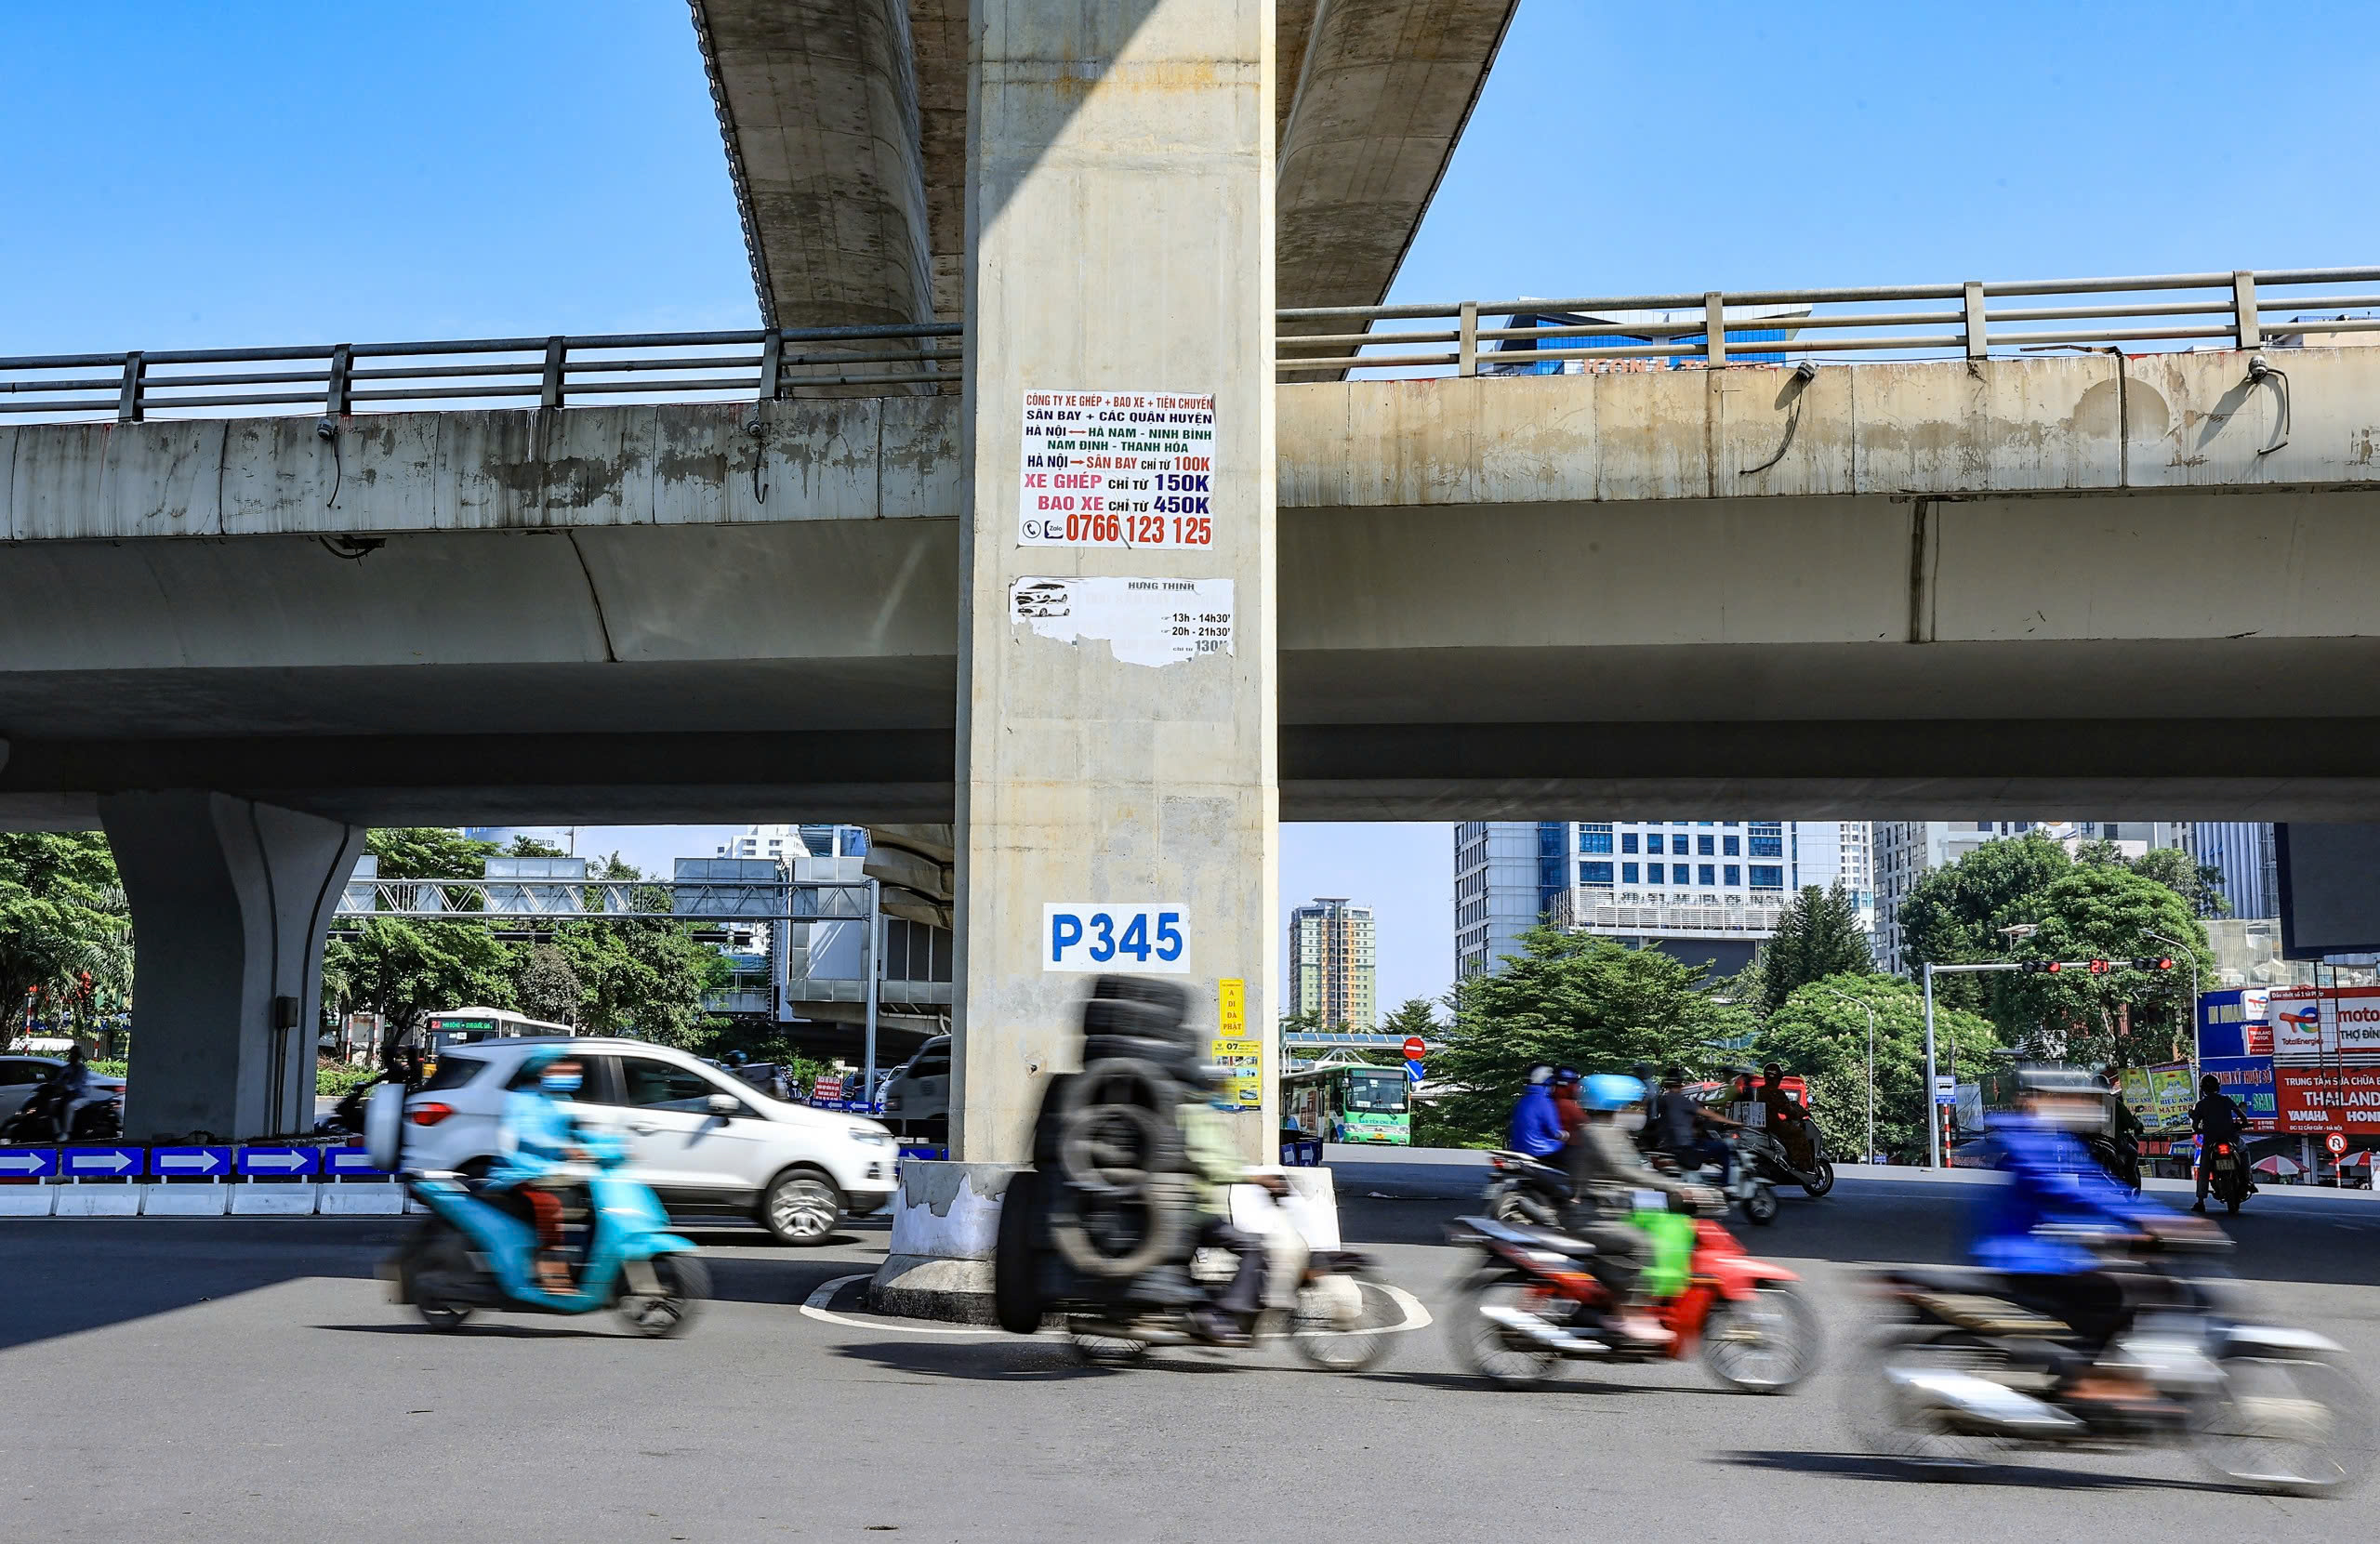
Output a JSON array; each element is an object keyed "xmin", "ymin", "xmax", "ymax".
[
  {"xmin": 691, "ymin": 0, "xmax": 935, "ymax": 332},
  {"xmin": 8, "ymin": 350, "xmax": 2373, "ymax": 543},
  {"xmin": 1275, "ymin": 0, "xmax": 1517, "ymax": 352}
]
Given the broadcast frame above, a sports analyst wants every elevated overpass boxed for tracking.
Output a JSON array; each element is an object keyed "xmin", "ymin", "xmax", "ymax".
[
  {"xmin": 7, "ymin": 316, "xmax": 2378, "ymax": 828},
  {"xmin": 7, "ymin": 0, "xmax": 2377, "ymax": 1179}
]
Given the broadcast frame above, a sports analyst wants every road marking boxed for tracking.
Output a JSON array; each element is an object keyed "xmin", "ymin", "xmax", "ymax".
[
  {"xmin": 797, "ymin": 1273, "xmax": 1435, "ymax": 1338},
  {"xmin": 799, "ymin": 1274, "xmax": 1012, "ymax": 1337}
]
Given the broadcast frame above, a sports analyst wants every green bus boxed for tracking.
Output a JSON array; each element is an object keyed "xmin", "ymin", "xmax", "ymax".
[{"xmin": 1282, "ymin": 1062, "xmax": 1410, "ymax": 1146}]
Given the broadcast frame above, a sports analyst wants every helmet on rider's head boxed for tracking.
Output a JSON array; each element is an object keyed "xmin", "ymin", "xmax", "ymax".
[
  {"xmin": 2201, "ymin": 1074, "xmax": 2220, "ymax": 1096},
  {"xmin": 1553, "ymin": 1065, "xmax": 1581, "ymax": 1086},
  {"xmin": 1581, "ymin": 1074, "xmax": 1646, "ymax": 1113},
  {"xmin": 1526, "ymin": 1063, "xmax": 1554, "ymax": 1087}
]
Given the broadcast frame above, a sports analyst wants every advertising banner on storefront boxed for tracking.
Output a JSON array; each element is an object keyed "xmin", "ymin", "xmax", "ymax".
[
  {"xmin": 2201, "ymin": 1054, "xmax": 2278, "ymax": 1126},
  {"xmin": 2266, "ymin": 986, "xmax": 2380, "ymax": 1133}
]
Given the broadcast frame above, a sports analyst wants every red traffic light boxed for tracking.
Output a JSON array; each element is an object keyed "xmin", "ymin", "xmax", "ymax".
[
  {"xmin": 2129, "ymin": 956, "xmax": 2175, "ymax": 972},
  {"xmin": 2021, "ymin": 959, "xmax": 2062, "ymax": 974}
]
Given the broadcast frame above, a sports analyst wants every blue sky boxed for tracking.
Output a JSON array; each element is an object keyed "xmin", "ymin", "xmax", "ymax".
[{"xmin": 7, "ymin": 1, "xmax": 2373, "ymax": 1014}]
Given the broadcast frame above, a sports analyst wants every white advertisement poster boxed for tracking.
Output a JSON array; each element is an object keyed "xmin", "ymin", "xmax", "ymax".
[
  {"xmin": 1010, "ymin": 576, "xmax": 1234, "ymax": 667},
  {"xmin": 1017, "ymin": 389, "xmax": 1216, "ymax": 549}
]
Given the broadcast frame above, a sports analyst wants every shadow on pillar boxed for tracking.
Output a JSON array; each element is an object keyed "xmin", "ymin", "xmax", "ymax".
[{"xmin": 100, "ymin": 793, "xmax": 364, "ymax": 1142}]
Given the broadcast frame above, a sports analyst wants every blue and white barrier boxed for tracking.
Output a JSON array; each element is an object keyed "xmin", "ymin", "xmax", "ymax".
[{"xmin": 0, "ymin": 1142, "xmax": 406, "ymax": 1218}]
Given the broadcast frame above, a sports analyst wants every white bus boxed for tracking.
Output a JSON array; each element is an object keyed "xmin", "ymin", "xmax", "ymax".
[{"xmin": 422, "ymin": 1007, "xmax": 576, "ymax": 1058}]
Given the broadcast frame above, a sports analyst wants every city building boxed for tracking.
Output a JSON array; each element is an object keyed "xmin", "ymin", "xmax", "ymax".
[
  {"xmin": 716, "ymin": 824, "xmax": 869, "ymax": 862},
  {"xmin": 1455, "ymin": 821, "xmax": 1874, "ymax": 981},
  {"xmin": 1289, "ymin": 897, "xmax": 1377, "ymax": 1030},
  {"xmin": 2188, "ymin": 823, "xmax": 2279, "ymax": 920}
]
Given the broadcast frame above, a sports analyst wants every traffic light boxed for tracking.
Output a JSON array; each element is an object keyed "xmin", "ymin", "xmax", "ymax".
[
  {"xmin": 2130, "ymin": 957, "xmax": 2175, "ymax": 972},
  {"xmin": 2022, "ymin": 959, "xmax": 2061, "ymax": 974}
]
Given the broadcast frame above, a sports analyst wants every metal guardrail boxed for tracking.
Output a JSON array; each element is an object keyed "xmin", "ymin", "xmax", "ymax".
[
  {"xmin": 7, "ymin": 268, "xmax": 2375, "ymax": 424},
  {"xmin": 1276, "ymin": 266, "xmax": 2380, "ymax": 377},
  {"xmin": 0, "ymin": 323, "xmax": 959, "ymax": 423}
]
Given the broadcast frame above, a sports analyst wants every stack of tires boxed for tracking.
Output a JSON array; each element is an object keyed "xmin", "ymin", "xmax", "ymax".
[{"xmin": 996, "ymin": 977, "xmax": 1207, "ymax": 1333}]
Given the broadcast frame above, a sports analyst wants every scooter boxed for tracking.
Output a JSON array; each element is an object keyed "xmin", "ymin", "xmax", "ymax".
[
  {"xmin": 1446, "ymin": 1201, "xmax": 1819, "ymax": 1392},
  {"xmin": 366, "ymin": 1085, "xmax": 709, "ymax": 1337},
  {"xmin": 1481, "ymin": 1149, "xmax": 1571, "ymax": 1226},
  {"xmin": 0, "ymin": 1078, "xmax": 122, "ymax": 1142},
  {"xmin": 1849, "ymin": 1225, "xmax": 2370, "ymax": 1494},
  {"xmin": 1744, "ymin": 1123, "xmax": 1835, "ymax": 1197},
  {"xmin": 2204, "ymin": 1137, "xmax": 2252, "ymax": 1214},
  {"xmin": 1683, "ymin": 1131, "xmax": 1779, "ymax": 1225}
]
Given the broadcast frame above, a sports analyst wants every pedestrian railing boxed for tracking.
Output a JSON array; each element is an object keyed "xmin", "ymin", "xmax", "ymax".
[{"xmin": 7, "ymin": 268, "xmax": 2376, "ymax": 424}]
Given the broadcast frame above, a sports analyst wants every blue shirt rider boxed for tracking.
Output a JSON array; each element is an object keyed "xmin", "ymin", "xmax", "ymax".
[
  {"xmin": 1969, "ymin": 1066, "xmax": 2202, "ymax": 1403},
  {"xmin": 495, "ymin": 1049, "xmax": 601, "ymax": 1292},
  {"xmin": 1509, "ymin": 1064, "xmax": 1568, "ymax": 1159}
]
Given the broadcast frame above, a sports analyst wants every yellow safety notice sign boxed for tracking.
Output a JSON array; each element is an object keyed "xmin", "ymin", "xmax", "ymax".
[{"xmin": 1212, "ymin": 979, "xmax": 1260, "ymax": 1108}]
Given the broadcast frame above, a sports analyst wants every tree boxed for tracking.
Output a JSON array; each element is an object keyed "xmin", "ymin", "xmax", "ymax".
[
  {"xmin": 366, "ymin": 827, "xmax": 498, "ymax": 880},
  {"xmin": 543, "ymin": 855, "xmax": 721, "ymax": 1049},
  {"xmin": 1379, "ymin": 996, "xmax": 1440, "ymax": 1045},
  {"xmin": 1757, "ymin": 973, "xmax": 2000, "ymax": 1163},
  {"xmin": 0, "ymin": 833, "xmax": 131, "ymax": 1046},
  {"xmin": 2126, "ymin": 845, "xmax": 2230, "ymax": 920},
  {"xmin": 1422, "ymin": 928, "xmax": 1751, "ymax": 1147},
  {"xmin": 321, "ymin": 917, "xmax": 517, "ymax": 1048},
  {"xmin": 2008, "ymin": 864, "xmax": 2212, "ymax": 1066},
  {"xmin": 1752, "ymin": 881, "xmax": 1874, "ymax": 1016},
  {"xmin": 512, "ymin": 944, "xmax": 582, "ymax": 1027}
]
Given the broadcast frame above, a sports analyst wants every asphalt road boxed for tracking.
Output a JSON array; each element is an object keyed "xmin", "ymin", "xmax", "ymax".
[{"xmin": 4, "ymin": 1155, "xmax": 2378, "ymax": 1543}]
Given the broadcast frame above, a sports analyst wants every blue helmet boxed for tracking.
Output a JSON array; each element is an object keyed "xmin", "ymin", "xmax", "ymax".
[{"xmin": 1581, "ymin": 1074, "xmax": 1646, "ymax": 1113}]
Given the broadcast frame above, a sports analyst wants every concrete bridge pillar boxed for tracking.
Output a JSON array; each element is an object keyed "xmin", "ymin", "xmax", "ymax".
[
  {"xmin": 949, "ymin": 0, "xmax": 1280, "ymax": 1168},
  {"xmin": 99, "ymin": 793, "xmax": 364, "ymax": 1142}
]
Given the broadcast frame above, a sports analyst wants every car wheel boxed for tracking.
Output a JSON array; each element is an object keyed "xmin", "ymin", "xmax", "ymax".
[{"xmin": 761, "ymin": 1171, "xmax": 842, "ymax": 1246}]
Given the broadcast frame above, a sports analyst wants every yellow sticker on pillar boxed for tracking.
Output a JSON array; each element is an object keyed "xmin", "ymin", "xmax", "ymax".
[{"xmin": 1212, "ymin": 978, "xmax": 1260, "ymax": 1109}]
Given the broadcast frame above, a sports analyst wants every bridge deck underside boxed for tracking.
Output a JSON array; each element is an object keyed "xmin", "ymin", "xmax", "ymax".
[{"xmin": 6, "ymin": 482, "xmax": 2378, "ymax": 825}]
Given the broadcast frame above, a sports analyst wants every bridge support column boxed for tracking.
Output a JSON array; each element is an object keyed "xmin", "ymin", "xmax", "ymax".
[
  {"xmin": 99, "ymin": 793, "xmax": 364, "ymax": 1142},
  {"xmin": 874, "ymin": 0, "xmax": 1279, "ymax": 1316}
]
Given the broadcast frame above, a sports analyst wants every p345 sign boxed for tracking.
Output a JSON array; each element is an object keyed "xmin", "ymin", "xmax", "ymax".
[{"xmin": 1044, "ymin": 904, "xmax": 1188, "ymax": 974}]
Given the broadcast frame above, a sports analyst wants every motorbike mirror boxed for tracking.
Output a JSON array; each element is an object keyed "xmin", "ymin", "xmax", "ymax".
[{"xmin": 705, "ymin": 1093, "xmax": 741, "ymax": 1118}]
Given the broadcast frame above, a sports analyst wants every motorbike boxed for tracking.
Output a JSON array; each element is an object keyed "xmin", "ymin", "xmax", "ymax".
[
  {"xmin": 367, "ymin": 1085, "xmax": 708, "ymax": 1337},
  {"xmin": 1683, "ymin": 1131, "xmax": 1779, "ymax": 1225},
  {"xmin": 1847, "ymin": 1228, "xmax": 2372, "ymax": 1494},
  {"xmin": 1482, "ymin": 1149, "xmax": 1571, "ymax": 1227},
  {"xmin": 1445, "ymin": 1202, "xmax": 1819, "ymax": 1392},
  {"xmin": 2203, "ymin": 1137, "xmax": 2252, "ymax": 1214},
  {"xmin": 1743, "ymin": 1121, "xmax": 1834, "ymax": 1197},
  {"xmin": 997, "ymin": 1166, "xmax": 1399, "ymax": 1370},
  {"xmin": 2084, "ymin": 1130, "xmax": 2143, "ymax": 1195},
  {"xmin": 0, "ymin": 1078, "xmax": 122, "ymax": 1142}
]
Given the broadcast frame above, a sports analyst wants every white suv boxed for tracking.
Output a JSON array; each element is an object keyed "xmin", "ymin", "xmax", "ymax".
[{"xmin": 401, "ymin": 1036, "xmax": 896, "ymax": 1245}]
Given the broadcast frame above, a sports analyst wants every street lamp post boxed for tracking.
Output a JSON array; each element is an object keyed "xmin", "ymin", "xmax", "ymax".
[
  {"xmin": 1923, "ymin": 964, "xmax": 1940, "ymax": 1167},
  {"xmin": 1822, "ymin": 985, "xmax": 1877, "ymax": 1164},
  {"xmin": 2145, "ymin": 929, "xmax": 2200, "ymax": 1087}
]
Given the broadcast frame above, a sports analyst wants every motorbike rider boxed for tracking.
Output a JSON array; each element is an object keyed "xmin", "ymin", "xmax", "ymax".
[
  {"xmin": 1179, "ymin": 1069, "xmax": 1288, "ymax": 1346},
  {"xmin": 1973, "ymin": 1066, "xmax": 2204, "ymax": 1405},
  {"xmin": 1566, "ymin": 1073, "xmax": 1716, "ymax": 1345},
  {"xmin": 1509, "ymin": 1064, "xmax": 1568, "ymax": 1160},
  {"xmin": 1757, "ymin": 1062, "xmax": 1817, "ymax": 1170},
  {"xmin": 1649, "ymin": 1068, "xmax": 1742, "ymax": 1174},
  {"xmin": 2188, "ymin": 1074, "xmax": 2250, "ymax": 1214},
  {"xmin": 492, "ymin": 1049, "xmax": 601, "ymax": 1293},
  {"xmin": 49, "ymin": 1044, "xmax": 98, "ymax": 1138}
]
